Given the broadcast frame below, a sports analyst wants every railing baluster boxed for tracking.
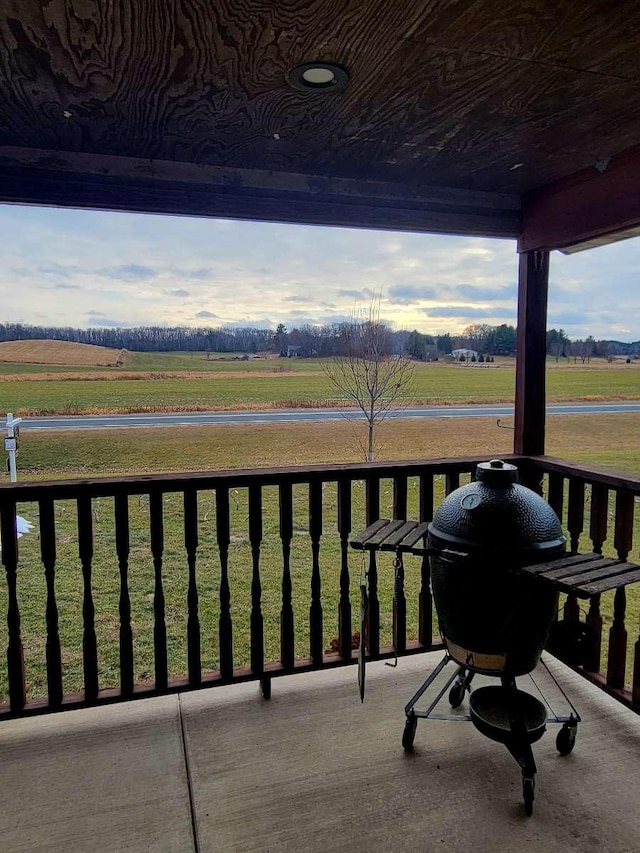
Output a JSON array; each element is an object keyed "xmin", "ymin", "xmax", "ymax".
[
  {"xmin": 547, "ymin": 472, "xmax": 564, "ymax": 520},
  {"xmin": 114, "ymin": 494, "xmax": 134, "ymax": 697},
  {"xmin": 309, "ymin": 480, "xmax": 324, "ymax": 665},
  {"xmin": 149, "ymin": 491, "xmax": 168, "ymax": 691},
  {"xmin": 608, "ymin": 588, "xmax": 628, "ymax": 690},
  {"xmin": 567, "ymin": 478, "xmax": 585, "ymax": 554},
  {"xmin": 279, "ymin": 482, "xmax": 295, "ymax": 669},
  {"xmin": 216, "ymin": 487, "xmax": 233, "ymax": 680},
  {"xmin": 564, "ymin": 478, "xmax": 585, "ymax": 623},
  {"xmin": 584, "ymin": 594, "xmax": 602, "ymax": 674},
  {"xmin": 589, "ymin": 484, "xmax": 609, "ymax": 554},
  {"xmin": 77, "ymin": 496, "xmax": 98, "ymax": 702},
  {"xmin": 365, "ymin": 477, "xmax": 380, "ymax": 658},
  {"xmin": 337, "ymin": 479, "xmax": 352, "ymax": 660},
  {"xmin": 393, "ymin": 475, "xmax": 408, "ymax": 520},
  {"xmin": 445, "ymin": 472, "xmax": 460, "ymax": 495},
  {"xmin": 184, "ymin": 489, "xmax": 201, "ymax": 686},
  {"xmin": 418, "ymin": 473, "xmax": 434, "ymax": 647},
  {"xmin": 248, "ymin": 484, "xmax": 264, "ymax": 674},
  {"xmin": 607, "ymin": 490, "xmax": 633, "ymax": 689},
  {"xmin": 39, "ymin": 498, "xmax": 62, "ymax": 708},
  {"xmin": 419, "ymin": 473, "xmax": 434, "ymax": 526},
  {"xmin": 584, "ymin": 484, "xmax": 608, "ymax": 673},
  {"xmin": 0, "ymin": 501, "xmax": 25, "ymax": 711}
]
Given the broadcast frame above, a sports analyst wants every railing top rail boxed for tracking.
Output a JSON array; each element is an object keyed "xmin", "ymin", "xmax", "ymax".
[
  {"xmin": 0, "ymin": 454, "xmax": 510, "ymax": 502},
  {"xmin": 527, "ymin": 455, "xmax": 640, "ymax": 493}
]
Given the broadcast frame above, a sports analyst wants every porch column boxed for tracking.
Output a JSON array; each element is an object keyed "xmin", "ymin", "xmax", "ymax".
[{"xmin": 514, "ymin": 249, "xmax": 550, "ymax": 455}]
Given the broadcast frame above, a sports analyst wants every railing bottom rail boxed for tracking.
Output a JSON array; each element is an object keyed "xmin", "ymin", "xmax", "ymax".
[{"xmin": 0, "ymin": 639, "xmax": 445, "ymax": 722}]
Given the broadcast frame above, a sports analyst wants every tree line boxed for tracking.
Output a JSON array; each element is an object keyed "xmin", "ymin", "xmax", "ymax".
[{"xmin": 0, "ymin": 321, "xmax": 637, "ymax": 359}]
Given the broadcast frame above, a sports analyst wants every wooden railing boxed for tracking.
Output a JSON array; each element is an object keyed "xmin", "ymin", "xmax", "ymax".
[
  {"xmin": 1, "ymin": 454, "xmax": 638, "ymax": 719},
  {"xmin": 522, "ymin": 456, "xmax": 640, "ymax": 710},
  {"xmin": 0, "ymin": 457, "xmax": 491, "ymax": 718}
]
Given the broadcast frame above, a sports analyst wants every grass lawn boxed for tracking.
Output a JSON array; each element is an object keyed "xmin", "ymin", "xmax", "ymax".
[
  {"xmin": 0, "ymin": 356, "xmax": 639, "ymax": 415},
  {"xmin": 1, "ymin": 413, "xmax": 639, "ymax": 704}
]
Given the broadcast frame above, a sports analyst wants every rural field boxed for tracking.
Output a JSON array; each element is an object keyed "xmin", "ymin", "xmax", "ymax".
[
  {"xmin": 0, "ymin": 342, "xmax": 638, "ymax": 415},
  {"xmin": 1, "ymin": 341, "xmax": 639, "ymax": 706}
]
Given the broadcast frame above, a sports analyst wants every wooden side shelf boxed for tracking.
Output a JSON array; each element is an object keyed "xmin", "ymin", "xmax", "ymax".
[
  {"xmin": 520, "ymin": 552, "xmax": 640, "ymax": 598},
  {"xmin": 349, "ymin": 519, "xmax": 430, "ymax": 555},
  {"xmin": 350, "ymin": 519, "xmax": 640, "ymax": 599}
]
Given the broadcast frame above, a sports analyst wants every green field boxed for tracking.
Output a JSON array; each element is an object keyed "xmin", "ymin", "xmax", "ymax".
[
  {"xmin": 2, "ymin": 413, "xmax": 639, "ymax": 704},
  {"xmin": 1, "ymin": 354, "xmax": 639, "ymax": 415}
]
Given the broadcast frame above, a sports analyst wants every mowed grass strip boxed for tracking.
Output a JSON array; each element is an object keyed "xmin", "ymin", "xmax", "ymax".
[
  {"xmin": 2, "ymin": 357, "xmax": 640, "ymax": 415},
  {"xmin": 2, "ymin": 413, "xmax": 640, "ymax": 704}
]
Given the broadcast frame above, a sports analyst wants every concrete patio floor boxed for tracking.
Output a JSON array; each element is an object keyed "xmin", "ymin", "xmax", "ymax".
[{"xmin": 1, "ymin": 652, "xmax": 639, "ymax": 853}]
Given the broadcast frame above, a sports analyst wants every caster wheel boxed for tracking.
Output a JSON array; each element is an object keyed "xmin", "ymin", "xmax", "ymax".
[
  {"xmin": 556, "ymin": 724, "xmax": 577, "ymax": 756},
  {"xmin": 523, "ymin": 777, "xmax": 535, "ymax": 817},
  {"xmin": 448, "ymin": 681, "xmax": 466, "ymax": 708},
  {"xmin": 402, "ymin": 712, "xmax": 417, "ymax": 751}
]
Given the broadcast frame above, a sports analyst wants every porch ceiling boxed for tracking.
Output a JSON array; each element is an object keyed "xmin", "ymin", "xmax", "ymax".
[{"xmin": 2, "ymin": 1, "xmax": 640, "ymax": 247}]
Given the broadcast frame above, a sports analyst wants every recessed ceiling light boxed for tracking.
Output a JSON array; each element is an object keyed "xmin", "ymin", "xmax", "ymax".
[{"xmin": 288, "ymin": 62, "xmax": 349, "ymax": 93}]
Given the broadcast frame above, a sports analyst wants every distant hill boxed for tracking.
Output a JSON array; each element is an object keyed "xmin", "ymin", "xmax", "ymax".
[{"xmin": 0, "ymin": 339, "xmax": 126, "ymax": 366}]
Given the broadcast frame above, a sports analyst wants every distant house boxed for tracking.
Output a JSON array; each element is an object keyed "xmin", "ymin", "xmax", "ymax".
[
  {"xmin": 286, "ymin": 345, "xmax": 301, "ymax": 358},
  {"xmin": 452, "ymin": 348, "xmax": 478, "ymax": 360}
]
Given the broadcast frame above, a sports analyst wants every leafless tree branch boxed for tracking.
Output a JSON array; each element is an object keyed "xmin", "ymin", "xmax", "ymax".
[{"xmin": 321, "ymin": 293, "xmax": 415, "ymax": 461}]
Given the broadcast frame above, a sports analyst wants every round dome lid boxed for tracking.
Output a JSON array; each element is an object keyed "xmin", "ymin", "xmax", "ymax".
[{"xmin": 428, "ymin": 460, "xmax": 565, "ymax": 554}]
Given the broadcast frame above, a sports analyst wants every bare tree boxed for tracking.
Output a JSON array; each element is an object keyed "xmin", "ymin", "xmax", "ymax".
[{"xmin": 322, "ymin": 295, "xmax": 414, "ymax": 461}]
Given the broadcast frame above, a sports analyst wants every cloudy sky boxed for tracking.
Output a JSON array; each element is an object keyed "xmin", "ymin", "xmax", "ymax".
[{"xmin": 1, "ymin": 203, "xmax": 639, "ymax": 341}]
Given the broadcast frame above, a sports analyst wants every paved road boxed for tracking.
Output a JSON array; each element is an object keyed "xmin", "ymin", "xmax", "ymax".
[{"xmin": 12, "ymin": 401, "xmax": 640, "ymax": 431}]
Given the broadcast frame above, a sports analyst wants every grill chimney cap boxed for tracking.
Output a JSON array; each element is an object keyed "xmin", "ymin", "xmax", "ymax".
[{"xmin": 476, "ymin": 459, "xmax": 518, "ymax": 486}]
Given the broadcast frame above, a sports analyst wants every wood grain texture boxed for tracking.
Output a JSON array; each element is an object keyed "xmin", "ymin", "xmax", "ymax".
[{"xmin": 1, "ymin": 0, "xmax": 640, "ymax": 224}]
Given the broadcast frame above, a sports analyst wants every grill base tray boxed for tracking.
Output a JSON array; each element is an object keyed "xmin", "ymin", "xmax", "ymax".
[{"xmin": 469, "ymin": 685, "xmax": 547, "ymax": 745}]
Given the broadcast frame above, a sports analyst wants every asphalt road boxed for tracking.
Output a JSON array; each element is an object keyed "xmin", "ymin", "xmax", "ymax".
[{"xmin": 11, "ymin": 401, "xmax": 640, "ymax": 431}]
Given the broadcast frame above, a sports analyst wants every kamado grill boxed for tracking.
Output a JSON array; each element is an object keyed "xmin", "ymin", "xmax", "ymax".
[{"xmin": 351, "ymin": 460, "xmax": 586, "ymax": 816}]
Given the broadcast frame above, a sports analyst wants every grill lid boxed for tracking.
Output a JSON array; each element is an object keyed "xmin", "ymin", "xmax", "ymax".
[{"xmin": 428, "ymin": 460, "xmax": 565, "ymax": 555}]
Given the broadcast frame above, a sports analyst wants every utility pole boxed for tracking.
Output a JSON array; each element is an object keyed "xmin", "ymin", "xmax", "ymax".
[{"xmin": 4, "ymin": 412, "xmax": 21, "ymax": 482}]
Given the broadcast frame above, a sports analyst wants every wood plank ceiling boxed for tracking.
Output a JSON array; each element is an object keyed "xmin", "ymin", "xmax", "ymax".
[{"xmin": 1, "ymin": 0, "xmax": 640, "ymax": 245}]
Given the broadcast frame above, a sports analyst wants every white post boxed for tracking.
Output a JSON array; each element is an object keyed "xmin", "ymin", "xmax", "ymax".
[{"xmin": 5, "ymin": 412, "xmax": 21, "ymax": 483}]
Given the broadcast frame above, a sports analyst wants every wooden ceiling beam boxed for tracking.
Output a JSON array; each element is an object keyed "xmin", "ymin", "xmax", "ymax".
[
  {"xmin": 0, "ymin": 146, "xmax": 520, "ymax": 238},
  {"xmin": 519, "ymin": 143, "xmax": 640, "ymax": 253}
]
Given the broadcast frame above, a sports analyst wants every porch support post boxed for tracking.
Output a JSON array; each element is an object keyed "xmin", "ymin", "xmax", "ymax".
[{"xmin": 514, "ymin": 249, "xmax": 550, "ymax": 456}]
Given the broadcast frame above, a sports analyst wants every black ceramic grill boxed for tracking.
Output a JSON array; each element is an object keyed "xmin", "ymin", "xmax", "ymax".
[
  {"xmin": 428, "ymin": 459, "xmax": 566, "ymax": 676},
  {"xmin": 351, "ymin": 459, "xmax": 585, "ymax": 816}
]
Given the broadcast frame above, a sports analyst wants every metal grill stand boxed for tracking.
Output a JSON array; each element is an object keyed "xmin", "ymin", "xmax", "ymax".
[{"xmin": 401, "ymin": 652, "xmax": 579, "ymax": 815}]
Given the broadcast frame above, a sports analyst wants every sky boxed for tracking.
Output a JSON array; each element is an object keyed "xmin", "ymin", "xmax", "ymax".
[{"xmin": 1, "ymin": 204, "xmax": 639, "ymax": 341}]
